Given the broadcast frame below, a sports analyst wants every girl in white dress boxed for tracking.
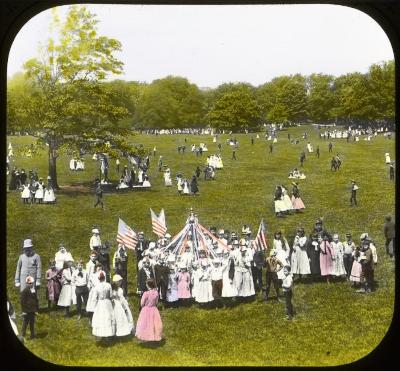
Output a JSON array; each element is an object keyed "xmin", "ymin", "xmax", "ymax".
[
  {"xmin": 34, "ymin": 180, "xmax": 44, "ymax": 204},
  {"xmin": 91, "ymin": 271, "xmax": 116, "ymax": 339},
  {"xmin": 221, "ymin": 252, "xmax": 237, "ymax": 302},
  {"xmin": 43, "ymin": 185, "xmax": 56, "ymax": 204},
  {"xmin": 57, "ymin": 260, "xmax": 76, "ymax": 316},
  {"xmin": 331, "ymin": 234, "xmax": 346, "ymax": 278},
  {"xmin": 183, "ymin": 180, "xmax": 190, "ymax": 195},
  {"xmin": 86, "ymin": 263, "xmax": 103, "ymax": 321},
  {"xmin": 112, "ymin": 275, "xmax": 134, "ymax": 337},
  {"xmin": 21, "ymin": 183, "xmax": 30, "ymax": 204},
  {"xmin": 176, "ymin": 175, "xmax": 183, "ymax": 195},
  {"xmin": 195, "ymin": 261, "xmax": 213, "ymax": 305},
  {"xmin": 166, "ymin": 264, "xmax": 179, "ymax": 307}
]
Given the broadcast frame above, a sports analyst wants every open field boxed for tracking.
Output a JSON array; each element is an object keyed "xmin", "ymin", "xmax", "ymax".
[{"xmin": 6, "ymin": 124, "xmax": 395, "ymax": 366}]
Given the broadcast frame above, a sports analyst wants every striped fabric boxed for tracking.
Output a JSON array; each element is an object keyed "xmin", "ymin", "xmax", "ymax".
[
  {"xmin": 150, "ymin": 208, "xmax": 167, "ymax": 237},
  {"xmin": 116, "ymin": 218, "xmax": 138, "ymax": 250}
]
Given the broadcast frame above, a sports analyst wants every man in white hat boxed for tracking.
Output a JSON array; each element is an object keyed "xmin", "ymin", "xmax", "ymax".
[
  {"xmin": 15, "ymin": 239, "xmax": 42, "ymax": 293},
  {"xmin": 90, "ymin": 228, "xmax": 102, "ymax": 251}
]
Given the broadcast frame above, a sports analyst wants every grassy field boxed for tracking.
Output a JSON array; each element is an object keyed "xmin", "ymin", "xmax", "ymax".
[{"xmin": 6, "ymin": 125, "xmax": 395, "ymax": 366}]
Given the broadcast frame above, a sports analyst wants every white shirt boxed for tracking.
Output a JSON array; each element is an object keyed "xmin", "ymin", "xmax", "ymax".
[
  {"xmin": 282, "ymin": 274, "xmax": 293, "ymax": 291},
  {"xmin": 72, "ymin": 269, "xmax": 89, "ymax": 287},
  {"xmin": 211, "ymin": 265, "xmax": 223, "ymax": 281}
]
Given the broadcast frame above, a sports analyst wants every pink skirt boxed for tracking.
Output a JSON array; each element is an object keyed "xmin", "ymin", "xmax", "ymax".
[
  {"xmin": 135, "ymin": 307, "xmax": 163, "ymax": 341},
  {"xmin": 350, "ymin": 261, "xmax": 363, "ymax": 282},
  {"xmin": 291, "ymin": 196, "xmax": 305, "ymax": 210}
]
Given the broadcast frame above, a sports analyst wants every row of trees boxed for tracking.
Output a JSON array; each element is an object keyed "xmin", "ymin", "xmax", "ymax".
[
  {"xmin": 6, "ymin": 5, "xmax": 395, "ymax": 188},
  {"xmin": 95, "ymin": 62, "xmax": 395, "ymax": 132}
]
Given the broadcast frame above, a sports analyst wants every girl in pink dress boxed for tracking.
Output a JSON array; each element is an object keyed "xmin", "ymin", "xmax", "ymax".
[
  {"xmin": 177, "ymin": 265, "xmax": 191, "ymax": 306},
  {"xmin": 45, "ymin": 259, "xmax": 61, "ymax": 309},
  {"xmin": 319, "ymin": 234, "xmax": 334, "ymax": 283},
  {"xmin": 135, "ymin": 279, "xmax": 163, "ymax": 342}
]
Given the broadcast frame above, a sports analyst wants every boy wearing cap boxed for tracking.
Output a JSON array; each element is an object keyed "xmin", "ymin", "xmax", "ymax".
[
  {"xmin": 15, "ymin": 239, "xmax": 42, "ymax": 293},
  {"xmin": 20, "ymin": 276, "xmax": 39, "ymax": 339}
]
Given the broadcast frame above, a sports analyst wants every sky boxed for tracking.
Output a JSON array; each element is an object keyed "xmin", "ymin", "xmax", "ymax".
[{"xmin": 7, "ymin": 4, "xmax": 394, "ymax": 88}]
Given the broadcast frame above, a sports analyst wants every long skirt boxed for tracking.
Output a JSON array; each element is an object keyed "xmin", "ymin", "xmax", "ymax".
[
  {"xmin": 291, "ymin": 248, "xmax": 311, "ymax": 275},
  {"xmin": 291, "ymin": 196, "xmax": 305, "ymax": 210},
  {"xmin": 135, "ymin": 307, "xmax": 163, "ymax": 341},
  {"xmin": 113, "ymin": 299, "xmax": 134, "ymax": 336},
  {"xmin": 320, "ymin": 253, "xmax": 333, "ymax": 276},
  {"xmin": 57, "ymin": 284, "xmax": 77, "ymax": 306},
  {"xmin": 92, "ymin": 299, "xmax": 116, "ymax": 337},
  {"xmin": 235, "ymin": 270, "xmax": 255, "ymax": 297},
  {"xmin": 86, "ymin": 288, "xmax": 98, "ymax": 312},
  {"xmin": 350, "ymin": 260, "xmax": 363, "ymax": 283}
]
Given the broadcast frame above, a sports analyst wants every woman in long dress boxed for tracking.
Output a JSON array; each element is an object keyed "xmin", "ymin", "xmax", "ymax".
[
  {"xmin": 177, "ymin": 265, "xmax": 191, "ymax": 304},
  {"xmin": 291, "ymin": 182, "xmax": 305, "ymax": 211},
  {"xmin": 319, "ymin": 234, "xmax": 334, "ymax": 283},
  {"xmin": 135, "ymin": 278, "xmax": 163, "ymax": 342},
  {"xmin": 112, "ymin": 275, "xmax": 134, "ymax": 337},
  {"xmin": 307, "ymin": 234, "xmax": 321, "ymax": 281},
  {"xmin": 331, "ymin": 234, "xmax": 346, "ymax": 278},
  {"xmin": 291, "ymin": 228, "xmax": 310, "ymax": 280},
  {"xmin": 190, "ymin": 176, "xmax": 199, "ymax": 195},
  {"xmin": 86, "ymin": 263, "xmax": 103, "ymax": 318},
  {"xmin": 235, "ymin": 248, "xmax": 255, "ymax": 299},
  {"xmin": 92, "ymin": 271, "xmax": 116, "ymax": 339}
]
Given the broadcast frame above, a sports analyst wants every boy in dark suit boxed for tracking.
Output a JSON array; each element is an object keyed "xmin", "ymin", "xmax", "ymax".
[{"xmin": 20, "ymin": 276, "xmax": 39, "ymax": 340}]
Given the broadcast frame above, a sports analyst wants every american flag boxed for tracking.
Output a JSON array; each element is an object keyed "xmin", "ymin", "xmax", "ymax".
[
  {"xmin": 116, "ymin": 218, "xmax": 138, "ymax": 250},
  {"xmin": 252, "ymin": 219, "xmax": 268, "ymax": 251},
  {"xmin": 150, "ymin": 208, "xmax": 167, "ymax": 237}
]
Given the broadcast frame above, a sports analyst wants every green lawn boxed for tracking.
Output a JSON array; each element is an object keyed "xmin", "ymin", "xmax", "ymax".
[{"xmin": 6, "ymin": 125, "xmax": 395, "ymax": 366}]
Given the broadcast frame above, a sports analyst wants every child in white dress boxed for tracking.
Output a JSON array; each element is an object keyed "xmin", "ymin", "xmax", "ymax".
[
  {"xmin": 57, "ymin": 260, "xmax": 76, "ymax": 317},
  {"xmin": 112, "ymin": 275, "xmax": 134, "ymax": 337}
]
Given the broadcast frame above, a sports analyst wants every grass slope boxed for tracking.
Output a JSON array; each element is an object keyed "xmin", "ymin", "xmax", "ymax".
[{"xmin": 6, "ymin": 125, "xmax": 395, "ymax": 366}]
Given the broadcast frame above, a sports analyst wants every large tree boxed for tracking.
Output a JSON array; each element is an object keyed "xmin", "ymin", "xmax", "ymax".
[
  {"xmin": 307, "ymin": 74, "xmax": 336, "ymax": 123},
  {"xmin": 206, "ymin": 84, "xmax": 261, "ymax": 132},
  {"xmin": 133, "ymin": 76, "xmax": 204, "ymax": 129},
  {"xmin": 257, "ymin": 74, "xmax": 308, "ymax": 124},
  {"xmin": 7, "ymin": 5, "xmax": 132, "ymax": 189}
]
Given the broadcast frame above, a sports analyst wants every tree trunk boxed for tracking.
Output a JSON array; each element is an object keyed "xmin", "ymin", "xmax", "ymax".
[{"xmin": 48, "ymin": 143, "xmax": 60, "ymax": 190}]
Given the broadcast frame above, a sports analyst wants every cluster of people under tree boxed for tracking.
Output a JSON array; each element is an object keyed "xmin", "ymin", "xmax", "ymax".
[
  {"xmin": 274, "ymin": 183, "xmax": 305, "ymax": 217},
  {"xmin": 9, "ymin": 168, "xmax": 56, "ymax": 205},
  {"xmin": 69, "ymin": 157, "xmax": 85, "ymax": 171}
]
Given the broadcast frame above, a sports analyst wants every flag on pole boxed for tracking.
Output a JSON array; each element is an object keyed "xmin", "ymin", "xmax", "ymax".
[
  {"xmin": 253, "ymin": 219, "xmax": 268, "ymax": 251},
  {"xmin": 150, "ymin": 208, "xmax": 167, "ymax": 237},
  {"xmin": 116, "ymin": 218, "xmax": 138, "ymax": 250}
]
